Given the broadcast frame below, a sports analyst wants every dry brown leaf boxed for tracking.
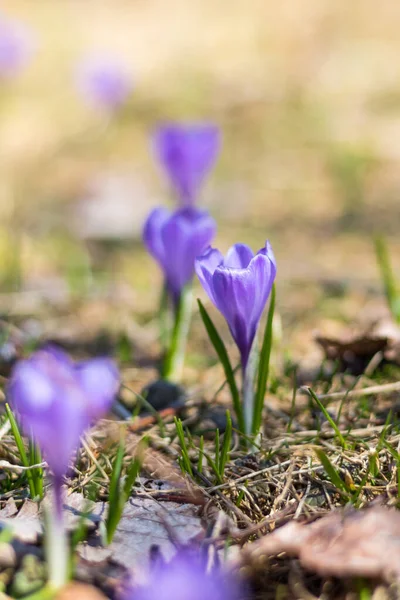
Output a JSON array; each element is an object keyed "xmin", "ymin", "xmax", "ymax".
[
  {"xmin": 0, "ymin": 493, "xmax": 104, "ymax": 544},
  {"xmin": 0, "ymin": 500, "xmax": 41, "ymax": 544},
  {"xmin": 234, "ymin": 506, "xmax": 400, "ymax": 582},
  {"xmin": 315, "ymin": 318, "xmax": 400, "ymax": 374},
  {"xmin": 106, "ymin": 497, "xmax": 204, "ymax": 574},
  {"xmin": 0, "ymin": 498, "xmax": 18, "ymax": 519},
  {"xmin": 315, "ymin": 332, "xmax": 388, "ymax": 374}
]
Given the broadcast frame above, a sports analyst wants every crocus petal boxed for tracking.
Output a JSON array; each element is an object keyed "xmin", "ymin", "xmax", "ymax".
[
  {"xmin": 195, "ymin": 246, "xmax": 224, "ymax": 306},
  {"xmin": 246, "ymin": 251, "xmax": 276, "ymax": 332},
  {"xmin": 212, "ymin": 268, "xmax": 255, "ymax": 367},
  {"xmin": 153, "ymin": 123, "xmax": 220, "ymax": 206},
  {"xmin": 37, "ymin": 344, "xmax": 73, "ymax": 367},
  {"xmin": 143, "ymin": 207, "xmax": 171, "ymax": 265},
  {"xmin": 224, "ymin": 243, "xmax": 254, "ymax": 269},
  {"xmin": 258, "ymin": 240, "xmax": 277, "ymax": 271},
  {"xmin": 9, "ymin": 357, "xmax": 87, "ymax": 477},
  {"xmin": 9, "ymin": 361, "xmax": 55, "ymax": 414},
  {"xmin": 212, "ymin": 250, "xmax": 276, "ymax": 368},
  {"xmin": 28, "ymin": 387, "xmax": 89, "ymax": 477},
  {"xmin": 160, "ymin": 209, "xmax": 216, "ymax": 299},
  {"xmin": 128, "ymin": 555, "xmax": 240, "ymax": 600},
  {"xmin": 8, "ymin": 347, "xmax": 120, "ymax": 479},
  {"xmin": 75, "ymin": 358, "xmax": 119, "ymax": 420},
  {"xmin": 144, "ymin": 207, "xmax": 216, "ymax": 303}
]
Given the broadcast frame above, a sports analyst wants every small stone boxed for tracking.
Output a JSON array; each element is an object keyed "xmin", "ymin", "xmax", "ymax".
[
  {"xmin": 141, "ymin": 379, "xmax": 186, "ymax": 413},
  {"xmin": 200, "ymin": 406, "xmax": 233, "ymax": 433}
]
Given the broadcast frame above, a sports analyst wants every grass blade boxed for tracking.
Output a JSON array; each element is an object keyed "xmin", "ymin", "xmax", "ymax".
[
  {"xmin": 28, "ymin": 439, "xmax": 44, "ymax": 499},
  {"xmin": 218, "ymin": 410, "xmax": 232, "ymax": 479},
  {"xmin": 287, "ymin": 367, "xmax": 297, "ymax": 434},
  {"xmin": 307, "ymin": 388, "xmax": 347, "ymax": 449},
  {"xmin": 174, "ymin": 417, "xmax": 193, "ymax": 476},
  {"xmin": 123, "ymin": 437, "xmax": 147, "ymax": 499},
  {"xmin": 105, "ymin": 434, "xmax": 146, "ymax": 545},
  {"xmin": 197, "ymin": 299, "xmax": 244, "ymax": 433},
  {"xmin": 315, "ymin": 448, "xmax": 349, "ymax": 496},
  {"xmin": 105, "ymin": 436, "xmax": 125, "ymax": 544},
  {"xmin": 253, "ymin": 284, "xmax": 276, "ymax": 435},
  {"xmin": 374, "ymin": 235, "xmax": 400, "ymax": 323},
  {"xmin": 5, "ymin": 404, "xmax": 37, "ymax": 499},
  {"xmin": 197, "ymin": 435, "xmax": 204, "ymax": 475},
  {"xmin": 214, "ymin": 428, "xmax": 220, "ymax": 474},
  {"xmin": 200, "ymin": 448, "xmax": 222, "ymax": 483}
]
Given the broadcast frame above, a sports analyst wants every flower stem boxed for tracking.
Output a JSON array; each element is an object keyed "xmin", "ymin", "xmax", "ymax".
[
  {"xmin": 46, "ymin": 476, "xmax": 68, "ymax": 590},
  {"xmin": 162, "ymin": 284, "xmax": 193, "ymax": 381},
  {"xmin": 242, "ymin": 342, "xmax": 258, "ymax": 437},
  {"xmin": 158, "ymin": 283, "xmax": 170, "ymax": 352}
]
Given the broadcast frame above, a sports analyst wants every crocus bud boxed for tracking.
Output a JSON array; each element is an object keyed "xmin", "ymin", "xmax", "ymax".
[
  {"xmin": 126, "ymin": 555, "xmax": 240, "ymax": 600},
  {"xmin": 77, "ymin": 56, "xmax": 133, "ymax": 112},
  {"xmin": 143, "ymin": 206, "xmax": 216, "ymax": 307},
  {"xmin": 153, "ymin": 122, "xmax": 220, "ymax": 206},
  {"xmin": 8, "ymin": 346, "xmax": 119, "ymax": 478},
  {"xmin": 0, "ymin": 14, "xmax": 33, "ymax": 78},
  {"xmin": 196, "ymin": 242, "xmax": 277, "ymax": 369}
]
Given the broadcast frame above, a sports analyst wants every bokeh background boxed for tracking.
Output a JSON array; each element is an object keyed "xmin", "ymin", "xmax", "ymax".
[{"xmin": 1, "ymin": 0, "xmax": 400, "ymax": 366}]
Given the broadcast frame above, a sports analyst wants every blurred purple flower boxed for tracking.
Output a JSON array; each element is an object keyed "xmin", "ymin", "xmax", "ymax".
[
  {"xmin": 126, "ymin": 555, "xmax": 240, "ymax": 600},
  {"xmin": 78, "ymin": 56, "xmax": 133, "ymax": 112},
  {"xmin": 8, "ymin": 346, "xmax": 119, "ymax": 479},
  {"xmin": 153, "ymin": 123, "xmax": 221, "ymax": 206},
  {"xmin": 196, "ymin": 242, "xmax": 276, "ymax": 369},
  {"xmin": 0, "ymin": 15, "xmax": 33, "ymax": 78},
  {"xmin": 143, "ymin": 207, "xmax": 216, "ymax": 306}
]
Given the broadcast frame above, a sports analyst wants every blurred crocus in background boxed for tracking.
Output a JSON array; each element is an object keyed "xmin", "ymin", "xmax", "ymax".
[
  {"xmin": 77, "ymin": 55, "xmax": 133, "ymax": 113},
  {"xmin": 8, "ymin": 346, "xmax": 119, "ymax": 589},
  {"xmin": 126, "ymin": 554, "xmax": 240, "ymax": 600},
  {"xmin": 153, "ymin": 122, "xmax": 221, "ymax": 206},
  {"xmin": 0, "ymin": 13, "xmax": 34, "ymax": 78},
  {"xmin": 144, "ymin": 207, "xmax": 216, "ymax": 307},
  {"xmin": 143, "ymin": 206, "xmax": 216, "ymax": 380},
  {"xmin": 196, "ymin": 242, "xmax": 276, "ymax": 434}
]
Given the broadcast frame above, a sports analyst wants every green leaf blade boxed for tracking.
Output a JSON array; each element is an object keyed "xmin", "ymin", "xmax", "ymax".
[
  {"xmin": 197, "ymin": 299, "xmax": 244, "ymax": 433},
  {"xmin": 253, "ymin": 284, "xmax": 275, "ymax": 436}
]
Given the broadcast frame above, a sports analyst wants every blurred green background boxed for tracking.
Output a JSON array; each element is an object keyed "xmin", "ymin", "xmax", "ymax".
[{"xmin": 1, "ymin": 1, "xmax": 400, "ymax": 345}]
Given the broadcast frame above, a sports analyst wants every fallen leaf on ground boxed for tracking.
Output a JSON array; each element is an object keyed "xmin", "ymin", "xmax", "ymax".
[
  {"xmin": 315, "ymin": 332, "xmax": 388, "ymax": 374},
  {"xmin": 315, "ymin": 318, "xmax": 400, "ymax": 374},
  {"xmin": 0, "ymin": 493, "xmax": 104, "ymax": 544},
  {"xmin": 234, "ymin": 505, "xmax": 400, "ymax": 582},
  {"xmin": 0, "ymin": 500, "xmax": 41, "ymax": 543},
  {"xmin": 106, "ymin": 497, "xmax": 203, "ymax": 575},
  {"xmin": 0, "ymin": 498, "xmax": 18, "ymax": 519},
  {"xmin": 0, "ymin": 489, "xmax": 204, "ymax": 578}
]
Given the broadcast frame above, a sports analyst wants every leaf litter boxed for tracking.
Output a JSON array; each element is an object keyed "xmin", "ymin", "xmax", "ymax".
[
  {"xmin": 233, "ymin": 504, "xmax": 400, "ymax": 582},
  {"xmin": 3, "ymin": 285, "xmax": 400, "ymax": 598}
]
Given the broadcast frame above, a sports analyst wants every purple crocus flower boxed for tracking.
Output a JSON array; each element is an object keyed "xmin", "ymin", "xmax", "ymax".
[
  {"xmin": 143, "ymin": 207, "xmax": 216, "ymax": 307},
  {"xmin": 8, "ymin": 346, "xmax": 119, "ymax": 589},
  {"xmin": 126, "ymin": 554, "xmax": 240, "ymax": 600},
  {"xmin": 196, "ymin": 241, "xmax": 277, "ymax": 370},
  {"xmin": 0, "ymin": 15, "xmax": 33, "ymax": 78},
  {"xmin": 8, "ymin": 345, "xmax": 119, "ymax": 480},
  {"xmin": 153, "ymin": 123, "xmax": 221, "ymax": 206},
  {"xmin": 77, "ymin": 56, "xmax": 133, "ymax": 112}
]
